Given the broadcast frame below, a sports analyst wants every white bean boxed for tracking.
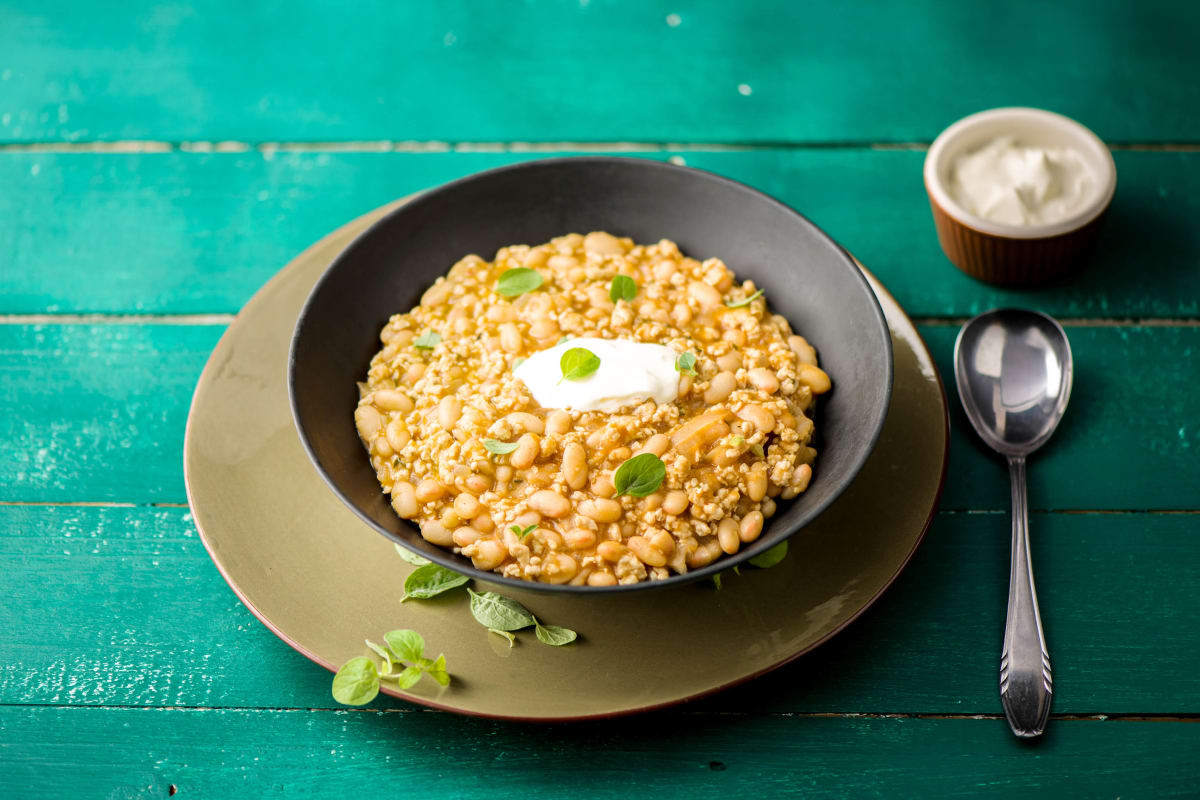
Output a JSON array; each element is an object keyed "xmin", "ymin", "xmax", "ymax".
[
  {"xmin": 748, "ymin": 368, "xmax": 781, "ymax": 394},
  {"xmin": 511, "ymin": 433, "xmax": 539, "ymax": 469},
  {"xmin": 704, "ymin": 371, "xmax": 737, "ymax": 405},
  {"xmin": 528, "ymin": 489, "xmax": 571, "ymax": 519},
  {"xmin": 437, "ymin": 396, "xmax": 462, "ymax": 430},
  {"xmin": 562, "ymin": 442, "xmax": 588, "ymax": 490}
]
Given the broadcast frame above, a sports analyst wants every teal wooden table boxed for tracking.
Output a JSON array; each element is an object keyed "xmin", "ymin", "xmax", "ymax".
[{"xmin": 3, "ymin": 2, "xmax": 1198, "ymax": 796}]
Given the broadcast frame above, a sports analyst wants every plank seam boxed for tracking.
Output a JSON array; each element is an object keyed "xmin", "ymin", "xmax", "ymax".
[
  {"xmin": 0, "ymin": 313, "xmax": 235, "ymax": 325},
  {"xmin": 3, "ymin": 314, "xmax": 1199, "ymax": 327},
  {"xmin": 0, "ymin": 704, "xmax": 1196, "ymax": 720},
  {"xmin": 0, "ymin": 501, "xmax": 190, "ymax": 508},
  {"xmin": 1, "ymin": 140, "xmax": 1199, "ymax": 154}
]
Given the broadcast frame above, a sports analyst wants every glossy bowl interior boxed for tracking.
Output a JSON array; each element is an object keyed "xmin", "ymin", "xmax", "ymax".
[{"xmin": 289, "ymin": 157, "xmax": 893, "ymax": 593}]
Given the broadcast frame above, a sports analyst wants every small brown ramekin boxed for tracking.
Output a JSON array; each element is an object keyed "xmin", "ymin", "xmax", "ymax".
[{"xmin": 923, "ymin": 108, "xmax": 1117, "ymax": 287}]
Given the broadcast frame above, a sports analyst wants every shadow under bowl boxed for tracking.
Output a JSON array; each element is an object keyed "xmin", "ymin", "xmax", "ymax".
[{"xmin": 289, "ymin": 157, "xmax": 893, "ymax": 593}]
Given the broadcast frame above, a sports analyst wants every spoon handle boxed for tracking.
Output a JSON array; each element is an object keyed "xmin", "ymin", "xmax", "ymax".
[{"xmin": 1001, "ymin": 456, "xmax": 1053, "ymax": 737}]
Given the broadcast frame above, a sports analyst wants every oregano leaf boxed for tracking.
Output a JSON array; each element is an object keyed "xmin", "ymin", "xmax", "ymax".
[{"xmin": 613, "ymin": 452, "xmax": 666, "ymax": 498}]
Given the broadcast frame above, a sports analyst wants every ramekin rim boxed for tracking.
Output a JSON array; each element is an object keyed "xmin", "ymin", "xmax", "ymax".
[{"xmin": 923, "ymin": 107, "xmax": 1116, "ymax": 240}]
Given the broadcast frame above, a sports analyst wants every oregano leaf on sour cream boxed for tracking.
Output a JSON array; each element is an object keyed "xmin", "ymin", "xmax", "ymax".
[{"xmin": 559, "ymin": 347, "xmax": 601, "ymax": 383}]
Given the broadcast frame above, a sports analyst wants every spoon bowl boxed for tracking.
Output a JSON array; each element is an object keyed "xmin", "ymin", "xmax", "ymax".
[
  {"xmin": 954, "ymin": 308, "xmax": 1073, "ymax": 740},
  {"xmin": 955, "ymin": 309, "xmax": 1073, "ymax": 457}
]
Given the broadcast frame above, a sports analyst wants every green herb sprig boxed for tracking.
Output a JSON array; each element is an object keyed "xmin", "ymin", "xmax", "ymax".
[
  {"xmin": 331, "ymin": 629, "xmax": 450, "ymax": 705},
  {"xmin": 483, "ymin": 439, "xmax": 519, "ymax": 455},
  {"xmin": 559, "ymin": 347, "xmax": 601, "ymax": 383},
  {"xmin": 331, "ymin": 657, "xmax": 380, "ymax": 706},
  {"xmin": 413, "ymin": 330, "xmax": 442, "ymax": 349},
  {"xmin": 748, "ymin": 541, "xmax": 788, "ymax": 569},
  {"xmin": 534, "ymin": 618, "xmax": 578, "ymax": 646},
  {"xmin": 394, "ymin": 544, "xmax": 430, "ymax": 566},
  {"xmin": 675, "ymin": 352, "xmax": 697, "ymax": 375},
  {"xmin": 496, "ymin": 268, "xmax": 543, "ymax": 298},
  {"xmin": 467, "ymin": 588, "xmax": 536, "ymax": 631},
  {"xmin": 402, "ymin": 563, "xmax": 469, "ymax": 601},
  {"xmin": 725, "ymin": 289, "xmax": 764, "ymax": 309},
  {"xmin": 613, "ymin": 452, "xmax": 667, "ymax": 497},
  {"xmin": 711, "ymin": 540, "xmax": 789, "ymax": 591},
  {"xmin": 467, "ymin": 588, "xmax": 577, "ymax": 646},
  {"xmin": 610, "ymin": 274, "xmax": 637, "ymax": 303},
  {"xmin": 511, "ymin": 524, "xmax": 537, "ymax": 540},
  {"xmin": 488, "ymin": 628, "xmax": 517, "ymax": 647}
]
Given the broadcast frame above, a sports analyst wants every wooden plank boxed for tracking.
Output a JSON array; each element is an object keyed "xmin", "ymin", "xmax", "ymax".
[
  {"xmin": 2, "ymin": 149, "xmax": 1198, "ymax": 318},
  {"xmin": 0, "ymin": 323, "xmax": 223, "ymax": 503},
  {"xmin": 2, "ymin": 0, "xmax": 1198, "ymax": 143},
  {"xmin": 0, "ymin": 322, "xmax": 1195, "ymax": 509},
  {"xmin": 925, "ymin": 324, "xmax": 1200, "ymax": 511},
  {"xmin": 2, "ymin": 505, "xmax": 1197, "ymax": 714},
  {"xmin": 2, "ymin": 706, "xmax": 1197, "ymax": 798}
]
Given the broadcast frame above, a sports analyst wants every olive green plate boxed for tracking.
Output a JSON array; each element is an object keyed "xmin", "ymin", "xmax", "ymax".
[{"xmin": 184, "ymin": 200, "xmax": 949, "ymax": 721}]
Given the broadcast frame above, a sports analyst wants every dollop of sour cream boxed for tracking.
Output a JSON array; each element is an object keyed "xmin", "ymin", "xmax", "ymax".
[
  {"xmin": 950, "ymin": 136, "xmax": 1094, "ymax": 226},
  {"xmin": 514, "ymin": 337, "xmax": 680, "ymax": 413}
]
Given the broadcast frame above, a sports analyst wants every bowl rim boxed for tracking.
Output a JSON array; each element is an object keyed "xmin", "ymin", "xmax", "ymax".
[
  {"xmin": 923, "ymin": 106, "xmax": 1117, "ymax": 240},
  {"xmin": 288, "ymin": 155, "xmax": 894, "ymax": 594}
]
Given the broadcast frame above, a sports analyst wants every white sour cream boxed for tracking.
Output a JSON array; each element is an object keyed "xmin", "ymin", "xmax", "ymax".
[
  {"xmin": 950, "ymin": 136, "xmax": 1095, "ymax": 226},
  {"xmin": 514, "ymin": 337, "xmax": 680, "ymax": 413}
]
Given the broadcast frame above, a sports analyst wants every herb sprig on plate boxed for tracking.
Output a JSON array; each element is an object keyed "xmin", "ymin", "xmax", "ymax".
[
  {"xmin": 402, "ymin": 563, "xmax": 469, "ymax": 602},
  {"xmin": 467, "ymin": 589, "xmax": 578, "ymax": 646},
  {"xmin": 711, "ymin": 541, "xmax": 789, "ymax": 589},
  {"xmin": 331, "ymin": 629, "xmax": 449, "ymax": 705}
]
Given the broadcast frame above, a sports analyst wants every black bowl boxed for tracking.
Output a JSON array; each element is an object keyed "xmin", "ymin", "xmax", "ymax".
[{"xmin": 289, "ymin": 157, "xmax": 892, "ymax": 593}]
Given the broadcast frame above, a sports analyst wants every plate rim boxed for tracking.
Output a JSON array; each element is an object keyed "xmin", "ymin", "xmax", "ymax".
[{"xmin": 184, "ymin": 200, "xmax": 949, "ymax": 722}]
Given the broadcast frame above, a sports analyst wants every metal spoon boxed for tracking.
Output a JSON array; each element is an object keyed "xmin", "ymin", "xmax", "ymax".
[{"xmin": 954, "ymin": 308, "xmax": 1073, "ymax": 738}]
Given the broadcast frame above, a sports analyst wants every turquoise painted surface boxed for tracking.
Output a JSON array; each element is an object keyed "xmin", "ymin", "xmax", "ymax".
[
  {"xmin": 1, "ymin": 0, "xmax": 1198, "ymax": 143},
  {"xmin": 4, "ymin": 708, "xmax": 1199, "ymax": 798},
  {"xmin": 1, "ymin": 150, "xmax": 1198, "ymax": 317},
  {"xmin": 1, "ymin": 1, "xmax": 1198, "ymax": 796}
]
